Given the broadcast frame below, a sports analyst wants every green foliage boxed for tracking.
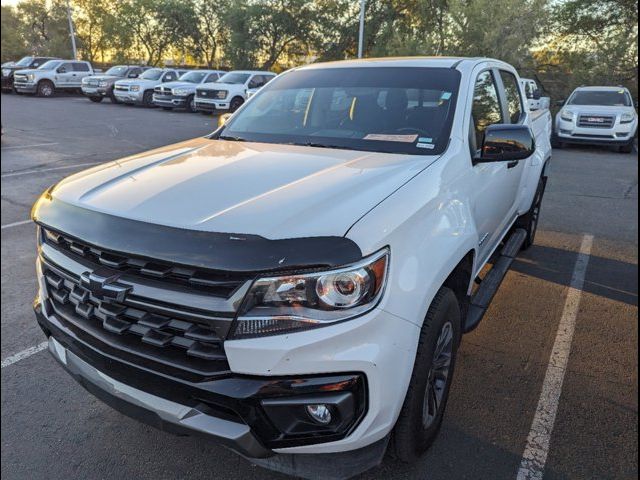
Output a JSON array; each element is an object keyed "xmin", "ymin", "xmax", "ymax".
[{"xmin": 0, "ymin": 0, "xmax": 637, "ymax": 99}]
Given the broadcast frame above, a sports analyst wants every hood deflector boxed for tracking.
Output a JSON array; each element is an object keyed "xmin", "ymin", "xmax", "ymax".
[{"xmin": 32, "ymin": 196, "xmax": 363, "ymax": 274}]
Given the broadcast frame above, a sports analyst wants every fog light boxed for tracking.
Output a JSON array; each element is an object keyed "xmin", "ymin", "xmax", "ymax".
[{"xmin": 306, "ymin": 404, "xmax": 332, "ymax": 424}]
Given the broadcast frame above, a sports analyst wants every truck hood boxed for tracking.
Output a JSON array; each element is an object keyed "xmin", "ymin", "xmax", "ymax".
[
  {"xmin": 51, "ymin": 138, "xmax": 437, "ymax": 239},
  {"xmin": 88, "ymin": 74, "xmax": 120, "ymax": 81},
  {"xmin": 202, "ymin": 82, "xmax": 241, "ymax": 91},
  {"xmin": 562, "ymin": 104, "xmax": 636, "ymax": 116},
  {"xmin": 14, "ymin": 68, "xmax": 40, "ymax": 75},
  {"xmin": 158, "ymin": 81, "xmax": 197, "ymax": 90},
  {"xmin": 116, "ymin": 78, "xmax": 156, "ymax": 88}
]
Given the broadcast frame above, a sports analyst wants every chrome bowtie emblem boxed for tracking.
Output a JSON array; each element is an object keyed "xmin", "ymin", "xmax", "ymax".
[{"xmin": 80, "ymin": 268, "xmax": 131, "ymax": 303}]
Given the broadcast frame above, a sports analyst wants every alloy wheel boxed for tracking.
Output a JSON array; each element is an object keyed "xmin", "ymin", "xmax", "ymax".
[{"xmin": 422, "ymin": 321, "xmax": 453, "ymax": 429}]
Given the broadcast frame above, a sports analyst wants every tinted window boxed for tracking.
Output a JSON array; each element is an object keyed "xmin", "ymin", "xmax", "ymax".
[
  {"xmin": 162, "ymin": 71, "xmax": 177, "ymax": 82},
  {"xmin": 248, "ymin": 75, "xmax": 266, "ymax": 88},
  {"xmin": 179, "ymin": 71, "xmax": 208, "ymax": 83},
  {"xmin": 73, "ymin": 62, "xmax": 90, "ymax": 72},
  {"xmin": 500, "ymin": 71, "xmax": 523, "ymax": 123},
  {"xmin": 15, "ymin": 56, "xmax": 34, "ymax": 67},
  {"xmin": 217, "ymin": 72, "xmax": 251, "ymax": 84},
  {"xmin": 471, "ymin": 70, "xmax": 503, "ymax": 149},
  {"xmin": 128, "ymin": 68, "xmax": 142, "ymax": 77},
  {"xmin": 105, "ymin": 66, "xmax": 128, "ymax": 76},
  {"xmin": 59, "ymin": 62, "xmax": 74, "ymax": 72},
  {"xmin": 205, "ymin": 73, "xmax": 220, "ymax": 83},
  {"xmin": 568, "ymin": 90, "xmax": 631, "ymax": 106},
  {"xmin": 218, "ymin": 67, "xmax": 461, "ymax": 155},
  {"xmin": 38, "ymin": 60, "xmax": 62, "ymax": 70},
  {"xmin": 140, "ymin": 68, "xmax": 163, "ymax": 80}
]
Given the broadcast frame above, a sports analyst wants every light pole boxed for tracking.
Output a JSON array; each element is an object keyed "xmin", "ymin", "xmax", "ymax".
[
  {"xmin": 357, "ymin": 0, "xmax": 365, "ymax": 58},
  {"xmin": 66, "ymin": 0, "xmax": 78, "ymax": 60}
]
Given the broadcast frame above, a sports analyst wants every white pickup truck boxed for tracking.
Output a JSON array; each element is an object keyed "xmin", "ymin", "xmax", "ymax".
[
  {"xmin": 32, "ymin": 57, "xmax": 551, "ymax": 479},
  {"xmin": 194, "ymin": 70, "xmax": 276, "ymax": 113},
  {"xmin": 520, "ymin": 78, "xmax": 550, "ymax": 111},
  {"xmin": 13, "ymin": 59, "xmax": 94, "ymax": 97}
]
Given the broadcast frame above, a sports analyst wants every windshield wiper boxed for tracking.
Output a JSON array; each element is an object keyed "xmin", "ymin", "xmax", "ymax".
[{"xmin": 218, "ymin": 135, "xmax": 246, "ymax": 142}]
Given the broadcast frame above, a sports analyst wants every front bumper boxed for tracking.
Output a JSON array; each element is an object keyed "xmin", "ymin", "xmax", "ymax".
[
  {"xmin": 14, "ymin": 82, "xmax": 37, "ymax": 93},
  {"xmin": 34, "ymin": 297, "xmax": 372, "ymax": 456},
  {"xmin": 82, "ymin": 86, "xmax": 108, "ymax": 97},
  {"xmin": 555, "ymin": 117, "xmax": 637, "ymax": 145},
  {"xmin": 195, "ymin": 97, "xmax": 229, "ymax": 112},
  {"xmin": 113, "ymin": 90, "xmax": 142, "ymax": 104},
  {"xmin": 153, "ymin": 94, "xmax": 188, "ymax": 107}
]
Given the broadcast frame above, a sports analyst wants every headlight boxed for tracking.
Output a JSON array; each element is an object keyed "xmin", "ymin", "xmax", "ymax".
[
  {"xmin": 231, "ymin": 248, "xmax": 389, "ymax": 338},
  {"xmin": 215, "ymin": 90, "xmax": 228, "ymax": 99},
  {"xmin": 99, "ymin": 81, "xmax": 108, "ymax": 87},
  {"xmin": 560, "ymin": 109, "xmax": 575, "ymax": 122},
  {"xmin": 129, "ymin": 85, "xmax": 140, "ymax": 92},
  {"xmin": 620, "ymin": 111, "xmax": 636, "ymax": 124},
  {"xmin": 172, "ymin": 88, "xmax": 189, "ymax": 96},
  {"xmin": 27, "ymin": 73, "xmax": 35, "ymax": 82},
  {"xmin": 2, "ymin": 69, "xmax": 11, "ymax": 77}
]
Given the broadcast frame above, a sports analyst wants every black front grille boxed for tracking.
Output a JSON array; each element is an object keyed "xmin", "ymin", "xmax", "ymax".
[
  {"xmin": 577, "ymin": 115, "xmax": 615, "ymax": 128},
  {"xmin": 114, "ymin": 84, "xmax": 129, "ymax": 92},
  {"xmin": 196, "ymin": 88, "xmax": 210, "ymax": 97},
  {"xmin": 43, "ymin": 229, "xmax": 249, "ymax": 298}
]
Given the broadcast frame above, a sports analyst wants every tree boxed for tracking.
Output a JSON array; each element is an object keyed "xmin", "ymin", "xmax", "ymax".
[
  {"xmin": 1, "ymin": 6, "xmax": 29, "ymax": 62},
  {"xmin": 15, "ymin": 0, "xmax": 73, "ymax": 58},
  {"xmin": 72, "ymin": 0, "xmax": 116, "ymax": 63},
  {"xmin": 187, "ymin": 0, "xmax": 230, "ymax": 68}
]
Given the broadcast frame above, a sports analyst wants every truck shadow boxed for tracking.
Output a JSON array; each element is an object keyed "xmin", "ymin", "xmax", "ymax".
[{"xmin": 512, "ymin": 244, "xmax": 638, "ymax": 306}]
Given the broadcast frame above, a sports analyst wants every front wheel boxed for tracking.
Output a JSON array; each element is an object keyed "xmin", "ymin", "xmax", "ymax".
[
  {"xmin": 37, "ymin": 80, "xmax": 55, "ymax": 97},
  {"xmin": 185, "ymin": 94, "xmax": 197, "ymax": 113},
  {"xmin": 88, "ymin": 96, "xmax": 103, "ymax": 103},
  {"xmin": 515, "ymin": 174, "xmax": 546, "ymax": 250},
  {"xmin": 229, "ymin": 96, "xmax": 244, "ymax": 113},
  {"xmin": 142, "ymin": 90, "xmax": 154, "ymax": 107},
  {"xmin": 391, "ymin": 287, "xmax": 461, "ymax": 462},
  {"xmin": 162, "ymin": 106, "xmax": 173, "ymax": 111}
]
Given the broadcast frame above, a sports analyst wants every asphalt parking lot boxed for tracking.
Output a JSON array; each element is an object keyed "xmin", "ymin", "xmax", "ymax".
[{"xmin": 1, "ymin": 93, "xmax": 638, "ymax": 480}]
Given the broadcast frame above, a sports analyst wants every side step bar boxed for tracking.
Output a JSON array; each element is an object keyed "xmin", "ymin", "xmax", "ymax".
[{"xmin": 463, "ymin": 228, "xmax": 527, "ymax": 333}]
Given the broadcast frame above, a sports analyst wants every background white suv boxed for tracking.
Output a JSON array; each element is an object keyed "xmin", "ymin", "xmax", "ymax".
[
  {"xmin": 555, "ymin": 86, "xmax": 638, "ymax": 152},
  {"xmin": 195, "ymin": 70, "xmax": 276, "ymax": 113},
  {"xmin": 13, "ymin": 60, "xmax": 94, "ymax": 97},
  {"xmin": 113, "ymin": 68, "xmax": 186, "ymax": 107}
]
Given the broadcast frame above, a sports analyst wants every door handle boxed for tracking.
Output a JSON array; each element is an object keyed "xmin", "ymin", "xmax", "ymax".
[{"xmin": 507, "ymin": 160, "xmax": 519, "ymax": 169}]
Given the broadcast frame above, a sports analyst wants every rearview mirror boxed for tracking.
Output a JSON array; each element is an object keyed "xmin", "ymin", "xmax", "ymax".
[{"xmin": 475, "ymin": 124, "xmax": 535, "ymax": 163}]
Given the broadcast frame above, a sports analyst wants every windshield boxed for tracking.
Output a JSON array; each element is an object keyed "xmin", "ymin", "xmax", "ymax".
[
  {"xmin": 179, "ymin": 71, "xmax": 208, "ymax": 83},
  {"xmin": 38, "ymin": 60, "xmax": 62, "ymax": 71},
  {"xmin": 140, "ymin": 68, "xmax": 163, "ymax": 80},
  {"xmin": 568, "ymin": 90, "xmax": 631, "ymax": 107},
  {"xmin": 16, "ymin": 56, "xmax": 34, "ymax": 67},
  {"xmin": 105, "ymin": 66, "xmax": 128, "ymax": 76},
  {"xmin": 218, "ymin": 67, "xmax": 461, "ymax": 155},
  {"xmin": 217, "ymin": 72, "xmax": 250, "ymax": 85}
]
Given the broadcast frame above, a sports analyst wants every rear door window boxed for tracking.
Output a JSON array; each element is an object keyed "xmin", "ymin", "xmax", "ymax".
[
  {"xmin": 73, "ymin": 63, "xmax": 90, "ymax": 72},
  {"xmin": 162, "ymin": 71, "xmax": 177, "ymax": 82},
  {"xmin": 499, "ymin": 71, "xmax": 524, "ymax": 124}
]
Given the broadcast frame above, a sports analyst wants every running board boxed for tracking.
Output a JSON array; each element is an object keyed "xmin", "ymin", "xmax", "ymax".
[{"xmin": 464, "ymin": 228, "xmax": 527, "ymax": 333}]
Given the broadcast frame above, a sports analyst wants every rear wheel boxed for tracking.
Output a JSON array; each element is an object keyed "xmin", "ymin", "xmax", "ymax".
[
  {"xmin": 88, "ymin": 96, "xmax": 103, "ymax": 103},
  {"xmin": 516, "ymin": 174, "xmax": 546, "ymax": 250},
  {"xmin": 142, "ymin": 90, "xmax": 154, "ymax": 107},
  {"xmin": 37, "ymin": 80, "xmax": 55, "ymax": 97},
  {"xmin": 391, "ymin": 287, "xmax": 461, "ymax": 462},
  {"xmin": 162, "ymin": 106, "xmax": 173, "ymax": 111},
  {"xmin": 229, "ymin": 96, "xmax": 244, "ymax": 113}
]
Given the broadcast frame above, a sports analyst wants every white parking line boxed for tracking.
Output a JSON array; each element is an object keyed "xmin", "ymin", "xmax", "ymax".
[
  {"xmin": 0, "ymin": 142, "xmax": 59, "ymax": 151},
  {"xmin": 1, "ymin": 341, "xmax": 48, "ymax": 368},
  {"xmin": 516, "ymin": 234, "xmax": 594, "ymax": 480},
  {"xmin": 1, "ymin": 161, "xmax": 101, "ymax": 178},
  {"xmin": 1, "ymin": 219, "xmax": 32, "ymax": 230}
]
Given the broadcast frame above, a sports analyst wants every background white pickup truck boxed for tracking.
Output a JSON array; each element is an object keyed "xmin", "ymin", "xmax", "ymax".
[
  {"xmin": 13, "ymin": 59, "xmax": 93, "ymax": 97},
  {"xmin": 32, "ymin": 57, "xmax": 551, "ymax": 479},
  {"xmin": 194, "ymin": 70, "xmax": 276, "ymax": 113}
]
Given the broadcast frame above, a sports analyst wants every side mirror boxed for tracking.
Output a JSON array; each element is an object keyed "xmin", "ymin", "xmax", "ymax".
[
  {"xmin": 218, "ymin": 112, "xmax": 233, "ymax": 128},
  {"xmin": 556, "ymin": 99, "xmax": 565, "ymax": 106},
  {"xmin": 57, "ymin": 67, "xmax": 66, "ymax": 73},
  {"xmin": 475, "ymin": 124, "xmax": 535, "ymax": 163}
]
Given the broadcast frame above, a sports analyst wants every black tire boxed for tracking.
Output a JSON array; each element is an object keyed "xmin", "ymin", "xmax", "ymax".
[
  {"xmin": 229, "ymin": 96, "xmax": 244, "ymax": 113},
  {"xmin": 618, "ymin": 141, "xmax": 634, "ymax": 154},
  {"xmin": 185, "ymin": 94, "xmax": 197, "ymax": 113},
  {"xmin": 162, "ymin": 106, "xmax": 173, "ymax": 111},
  {"xmin": 37, "ymin": 80, "xmax": 55, "ymax": 97},
  {"xmin": 1, "ymin": 88, "xmax": 11, "ymax": 94},
  {"xmin": 142, "ymin": 90, "xmax": 154, "ymax": 107},
  {"xmin": 88, "ymin": 96, "xmax": 103, "ymax": 103},
  {"xmin": 391, "ymin": 287, "xmax": 462, "ymax": 462},
  {"xmin": 200, "ymin": 110, "xmax": 211, "ymax": 115},
  {"xmin": 515, "ymin": 174, "xmax": 546, "ymax": 250},
  {"xmin": 551, "ymin": 134, "xmax": 565, "ymax": 149},
  {"xmin": 109, "ymin": 90, "xmax": 120, "ymax": 103}
]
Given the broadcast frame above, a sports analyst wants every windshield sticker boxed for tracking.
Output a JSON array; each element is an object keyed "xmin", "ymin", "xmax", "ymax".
[
  {"xmin": 441, "ymin": 92, "xmax": 452, "ymax": 100},
  {"xmin": 416, "ymin": 142, "xmax": 436, "ymax": 149},
  {"xmin": 418, "ymin": 137, "xmax": 433, "ymax": 143},
  {"xmin": 363, "ymin": 134, "xmax": 418, "ymax": 143}
]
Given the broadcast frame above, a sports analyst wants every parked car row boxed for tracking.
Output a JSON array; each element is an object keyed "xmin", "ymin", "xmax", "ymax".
[{"xmin": 1, "ymin": 56, "xmax": 277, "ymax": 116}]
